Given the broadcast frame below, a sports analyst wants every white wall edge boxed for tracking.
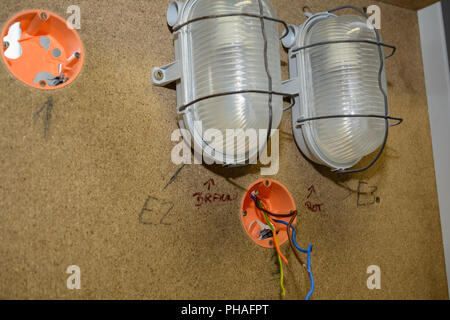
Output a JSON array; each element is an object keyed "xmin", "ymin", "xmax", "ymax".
[{"xmin": 419, "ymin": 1, "xmax": 450, "ymax": 297}]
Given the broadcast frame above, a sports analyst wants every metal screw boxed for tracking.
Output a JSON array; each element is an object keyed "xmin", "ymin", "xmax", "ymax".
[
  {"xmin": 154, "ymin": 69, "xmax": 164, "ymax": 81},
  {"xmin": 3, "ymin": 41, "xmax": 9, "ymax": 48},
  {"xmin": 74, "ymin": 52, "xmax": 81, "ymax": 59},
  {"xmin": 39, "ymin": 81, "xmax": 46, "ymax": 87},
  {"xmin": 40, "ymin": 12, "xmax": 48, "ymax": 20},
  {"xmin": 242, "ymin": 211, "xmax": 247, "ymax": 217}
]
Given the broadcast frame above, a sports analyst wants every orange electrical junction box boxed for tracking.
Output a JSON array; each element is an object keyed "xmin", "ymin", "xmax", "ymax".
[
  {"xmin": 1, "ymin": 9, "xmax": 84, "ymax": 90},
  {"xmin": 240, "ymin": 179, "xmax": 297, "ymax": 249}
]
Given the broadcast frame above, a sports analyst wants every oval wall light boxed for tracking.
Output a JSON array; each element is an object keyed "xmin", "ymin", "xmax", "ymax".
[
  {"xmin": 282, "ymin": 6, "xmax": 402, "ymax": 173},
  {"xmin": 151, "ymin": 0, "xmax": 290, "ymax": 166}
]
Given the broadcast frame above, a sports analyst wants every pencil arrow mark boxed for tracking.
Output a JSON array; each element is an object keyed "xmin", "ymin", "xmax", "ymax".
[{"xmin": 34, "ymin": 96, "xmax": 54, "ymax": 138}]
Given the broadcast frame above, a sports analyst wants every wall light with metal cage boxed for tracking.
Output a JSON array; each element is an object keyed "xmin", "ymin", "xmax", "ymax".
[
  {"xmin": 282, "ymin": 6, "xmax": 402, "ymax": 173},
  {"xmin": 151, "ymin": 0, "xmax": 292, "ymax": 167}
]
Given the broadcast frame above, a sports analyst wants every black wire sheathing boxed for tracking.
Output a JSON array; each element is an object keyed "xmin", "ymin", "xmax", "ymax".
[
  {"xmin": 258, "ymin": 0, "xmax": 274, "ymax": 161},
  {"xmin": 172, "ymin": 13, "xmax": 290, "ymax": 40},
  {"xmin": 297, "ymin": 114, "xmax": 403, "ymax": 127},
  {"xmin": 292, "ymin": 39, "xmax": 396, "ymax": 59},
  {"xmin": 293, "ymin": 5, "xmax": 403, "ymax": 174},
  {"xmin": 178, "ymin": 90, "xmax": 295, "ymax": 113}
]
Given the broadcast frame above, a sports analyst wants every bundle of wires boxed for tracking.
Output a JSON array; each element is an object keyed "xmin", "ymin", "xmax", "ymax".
[{"xmin": 250, "ymin": 192, "xmax": 314, "ymax": 300}]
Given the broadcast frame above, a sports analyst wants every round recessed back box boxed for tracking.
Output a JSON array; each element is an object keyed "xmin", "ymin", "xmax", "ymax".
[
  {"xmin": 1, "ymin": 9, "xmax": 84, "ymax": 90},
  {"xmin": 240, "ymin": 179, "xmax": 297, "ymax": 249}
]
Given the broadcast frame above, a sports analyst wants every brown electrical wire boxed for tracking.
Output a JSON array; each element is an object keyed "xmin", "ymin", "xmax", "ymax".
[
  {"xmin": 253, "ymin": 196, "xmax": 297, "ymax": 218},
  {"xmin": 253, "ymin": 195, "xmax": 308, "ymax": 272}
]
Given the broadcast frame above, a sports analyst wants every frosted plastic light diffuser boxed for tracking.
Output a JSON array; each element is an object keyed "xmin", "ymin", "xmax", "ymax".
[
  {"xmin": 287, "ymin": 13, "xmax": 388, "ymax": 170},
  {"xmin": 152, "ymin": 0, "xmax": 283, "ymax": 165}
]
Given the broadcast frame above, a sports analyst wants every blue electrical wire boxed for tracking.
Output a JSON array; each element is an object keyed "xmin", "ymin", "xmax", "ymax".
[
  {"xmin": 273, "ymin": 219, "xmax": 314, "ymax": 301},
  {"xmin": 250, "ymin": 193, "xmax": 314, "ymax": 300}
]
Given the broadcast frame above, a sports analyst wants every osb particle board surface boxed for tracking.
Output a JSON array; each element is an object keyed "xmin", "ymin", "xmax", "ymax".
[
  {"xmin": 0, "ymin": 0, "xmax": 448, "ymax": 300},
  {"xmin": 379, "ymin": 0, "xmax": 438, "ymax": 10}
]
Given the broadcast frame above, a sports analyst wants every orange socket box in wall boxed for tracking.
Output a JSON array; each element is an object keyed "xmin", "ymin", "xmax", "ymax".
[
  {"xmin": 1, "ymin": 10, "xmax": 84, "ymax": 90},
  {"xmin": 240, "ymin": 179, "xmax": 297, "ymax": 249}
]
